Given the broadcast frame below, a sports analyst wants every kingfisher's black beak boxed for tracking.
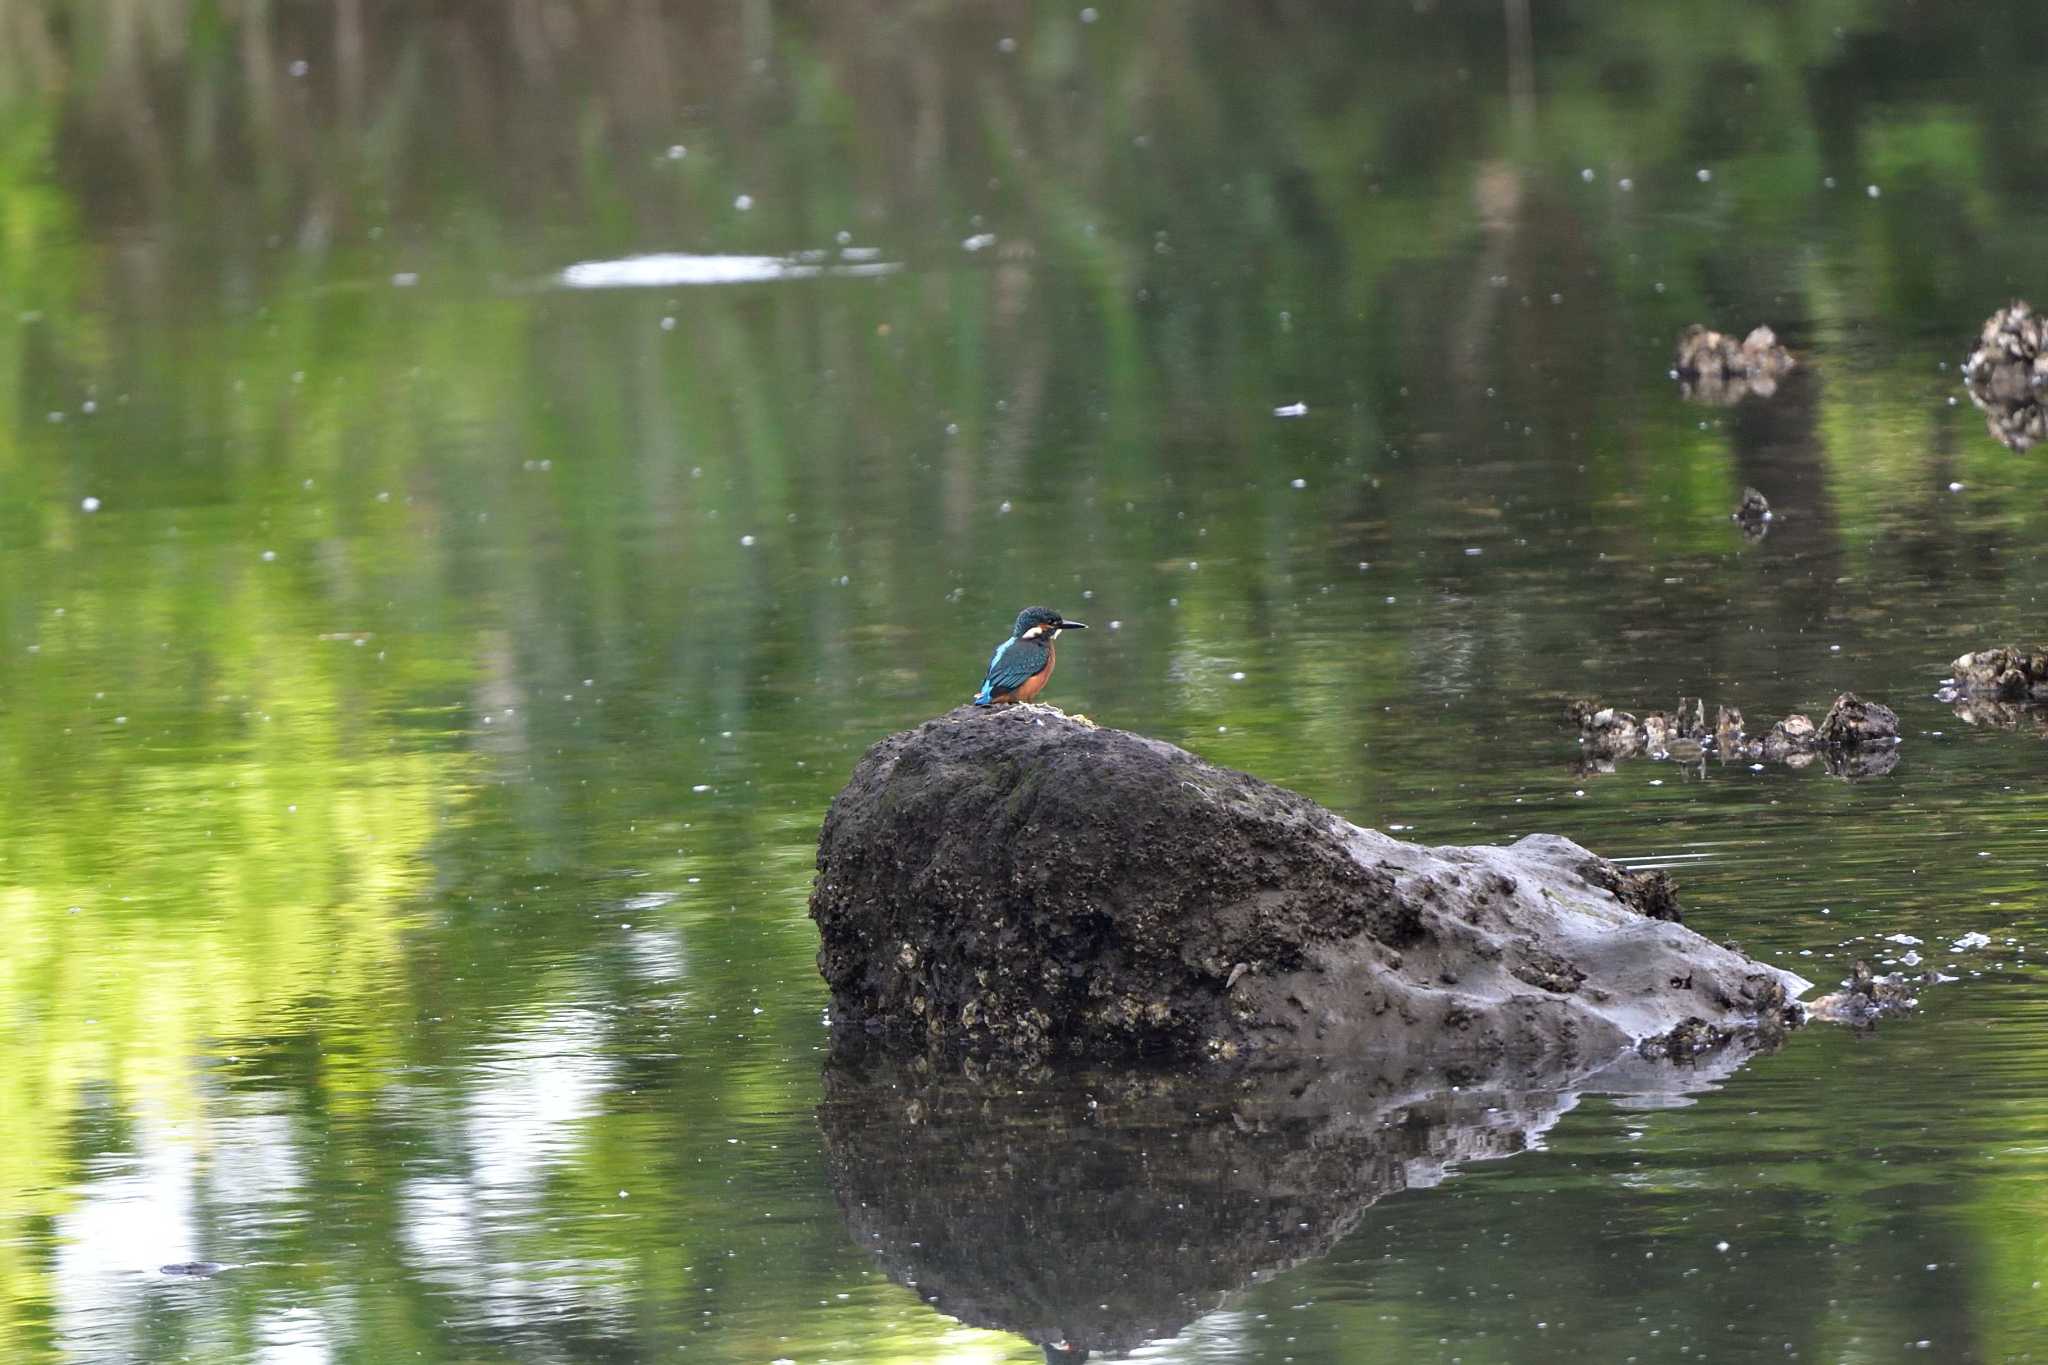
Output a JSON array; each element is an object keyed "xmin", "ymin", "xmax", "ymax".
[{"xmin": 1058, "ymin": 620, "xmax": 1088, "ymax": 631}]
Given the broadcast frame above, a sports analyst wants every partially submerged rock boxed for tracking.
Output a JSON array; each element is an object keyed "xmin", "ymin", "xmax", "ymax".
[
  {"xmin": 1569, "ymin": 693, "xmax": 1897, "ymax": 774},
  {"xmin": 1675, "ymin": 324, "xmax": 1796, "ymax": 403},
  {"xmin": 1943, "ymin": 646, "xmax": 2048, "ymax": 702},
  {"xmin": 1817, "ymin": 692, "xmax": 1900, "ymax": 748},
  {"xmin": 1807, "ymin": 960, "xmax": 1921, "ymax": 1028},
  {"xmin": 1963, "ymin": 302, "xmax": 2048, "ymax": 451},
  {"xmin": 811, "ymin": 706, "xmax": 1808, "ymax": 1064},
  {"xmin": 1732, "ymin": 486, "xmax": 1773, "ymax": 539}
]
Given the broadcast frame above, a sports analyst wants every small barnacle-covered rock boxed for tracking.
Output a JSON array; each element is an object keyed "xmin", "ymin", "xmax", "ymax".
[
  {"xmin": 1674, "ymin": 324, "xmax": 1796, "ymax": 404},
  {"xmin": 1962, "ymin": 301, "xmax": 2048, "ymax": 451},
  {"xmin": 1943, "ymin": 646, "xmax": 2048, "ymax": 702},
  {"xmin": 1818, "ymin": 692, "xmax": 1901, "ymax": 748},
  {"xmin": 1807, "ymin": 960, "xmax": 1920, "ymax": 1027},
  {"xmin": 1732, "ymin": 486, "xmax": 1772, "ymax": 539}
]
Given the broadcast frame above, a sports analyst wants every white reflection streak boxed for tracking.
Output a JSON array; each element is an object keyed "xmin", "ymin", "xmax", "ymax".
[
  {"xmin": 399, "ymin": 1007, "xmax": 617, "ymax": 1319},
  {"xmin": 54, "ymin": 1128, "xmax": 198, "ymax": 1354},
  {"xmin": 257, "ymin": 1305, "xmax": 333, "ymax": 1364},
  {"xmin": 558, "ymin": 250, "xmax": 901, "ymax": 289},
  {"xmin": 467, "ymin": 1007, "xmax": 609, "ymax": 1192}
]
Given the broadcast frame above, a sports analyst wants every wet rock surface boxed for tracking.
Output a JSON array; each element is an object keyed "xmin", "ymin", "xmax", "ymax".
[
  {"xmin": 1569, "ymin": 692, "xmax": 1899, "ymax": 775},
  {"xmin": 1963, "ymin": 302, "xmax": 2048, "ymax": 450},
  {"xmin": 818, "ymin": 1044, "xmax": 1775, "ymax": 1360},
  {"xmin": 1675, "ymin": 324, "xmax": 1796, "ymax": 403},
  {"xmin": 811, "ymin": 705, "xmax": 1808, "ymax": 1064}
]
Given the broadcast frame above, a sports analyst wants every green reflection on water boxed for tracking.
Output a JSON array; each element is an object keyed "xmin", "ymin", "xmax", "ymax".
[{"xmin": 3, "ymin": 2, "xmax": 2048, "ymax": 1361}]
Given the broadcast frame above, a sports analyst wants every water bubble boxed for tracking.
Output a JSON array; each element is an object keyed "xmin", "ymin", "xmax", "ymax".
[
  {"xmin": 1230, "ymin": 671, "xmax": 1246, "ymax": 681},
  {"xmin": 1617, "ymin": 177, "xmax": 1633, "ymax": 192},
  {"xmin": 998, "ymin": 501, "xmax": 1013, "ymax": 514},
  {"xmin": 666, "ymin": 145, "xmax": 688, "ymax": 160},
  {"xmin": 1108, "ymin": 620, "xmax": 1122, "ymax": 630},
  {"xmin": 1080, "ymin": 6, "xmax": 1098, "ymax": 20},
  {"xmin": 1866, "ymin": 184, "xmax": 1881, "ymax": 199},
  {"xmin": 739, "ymin": 534, "xmax": 757, "ymax": 547},
  {"xmin": 660, "ymin": 316, "xmax": 677, "ymax": 332},
  {"xmin": 1824, "ymin": 176, "xmax": 1837, "ymax": 189},
  {"xmin": 80, "ymin": 496, "xmax": 101, "ymax": 512},
  {"xmin": 1947, "ymin": 481, "xmax": 1965, "ymax": 492},
  {"xmin": 260, "ymin": 550, "xmax": 277, "ymax": 562},
  {"xmin": 1579, "ymin": 168, "xmax": 1595, "ymax": 183},
  {"xmin": 734, "ymin": 194, "xmax": 754, "ymax": 211},
  {"xmin": 692, "ymin": 784, "xmax": 712, "ymax": 793},
  {"xmin": 1696, "ymin": 167, "xmax": 1712, "ymax": 182},
  {"xmin": 390, "ymin": 272, "xmax": 419, "ymax": 288},
  {"xmin": 962, "ymin": 233, "xmax": 998, "ymax": 252},
  {"xmin": 1290, "ymin": 477, "xmax": 1308, "ymax": 489},
  {"xmin": 997, "ymin": 36, "xmax": 1017, "ymax": 53},
  {"xmin": 288, "ymin": 59, "xmax": 309, "ymax": 77}
]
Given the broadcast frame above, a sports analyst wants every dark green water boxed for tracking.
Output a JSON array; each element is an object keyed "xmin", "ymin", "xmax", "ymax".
[{"xmin": 5, "ymin": 3, "xmax": 2048, "ymax": 1361}]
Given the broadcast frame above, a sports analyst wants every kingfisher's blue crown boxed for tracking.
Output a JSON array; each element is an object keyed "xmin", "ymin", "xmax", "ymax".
[{"xmin": 1012, "ymin": 606, "xmax": 1064, "ymax": 637}]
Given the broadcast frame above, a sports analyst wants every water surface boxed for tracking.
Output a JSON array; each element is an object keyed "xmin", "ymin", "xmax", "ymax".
[{"xmin": 5, "ymin": 3, "xmax": 2048, "ymax": 1361}]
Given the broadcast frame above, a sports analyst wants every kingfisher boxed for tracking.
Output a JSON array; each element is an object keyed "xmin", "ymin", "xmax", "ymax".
[{"xmin": 973, "ymin": 606, "xmax": 1088, "ymax": 706}]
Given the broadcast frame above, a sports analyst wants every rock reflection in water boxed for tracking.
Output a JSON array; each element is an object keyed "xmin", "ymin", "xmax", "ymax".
[{"xmin": 818, "ymin": 1043, "xmax": 1773, "ymax": 1360}]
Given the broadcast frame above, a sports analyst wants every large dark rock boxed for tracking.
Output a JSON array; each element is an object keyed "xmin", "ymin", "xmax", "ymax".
[{"xmin": 810, "ymin": 706, "xmax": 1808, "ymax": 1064}]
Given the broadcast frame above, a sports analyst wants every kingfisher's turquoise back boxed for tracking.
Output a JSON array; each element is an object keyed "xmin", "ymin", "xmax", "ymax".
[{"xmin": 974, "ymin": 633, "xmax": 1053, "ymax": 705}]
